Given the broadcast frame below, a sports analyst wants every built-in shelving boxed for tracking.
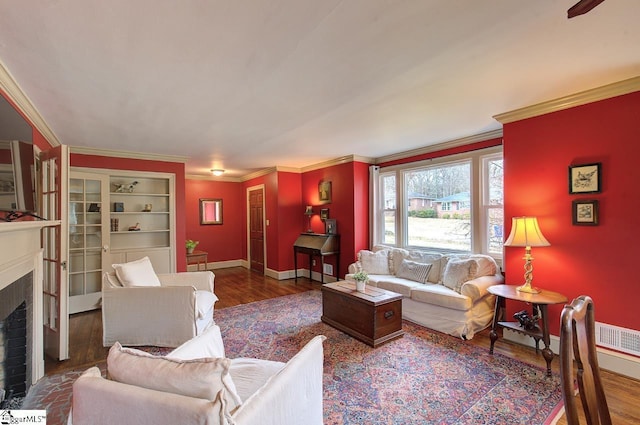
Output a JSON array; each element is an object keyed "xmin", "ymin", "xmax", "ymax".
[{"xmin": 107, "ymin": 173, "xmax": 175, "ymax": 272}]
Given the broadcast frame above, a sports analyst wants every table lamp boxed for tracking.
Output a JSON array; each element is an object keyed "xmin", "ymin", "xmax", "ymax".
[
  {"xmin": 503, "ymin": 216, "xmax": 550, "ymax": 294},
  {"xmin": 304, "ymin": 206, "xmax": 314, "ymax": 233}
]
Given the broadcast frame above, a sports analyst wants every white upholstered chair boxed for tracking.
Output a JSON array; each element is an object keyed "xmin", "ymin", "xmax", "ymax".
[{"xmin": 101, "ymin": 257, "xmax": 217, "ymax": 347}]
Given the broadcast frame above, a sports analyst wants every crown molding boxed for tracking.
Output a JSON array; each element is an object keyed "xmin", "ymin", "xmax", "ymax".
[
  {"xmin": 274, "ymin": 165, "xmax": 302, "ymax": 174},
  {"xmin": 375, "ymin": 129, "xmax": 503, "ymax": 164},
  {"xmin": 0, "ymin": 59, "xmax": 62, "ymax": 147},
  {"xmin": 239, "ymin": 166, "xmax": 279, "ymax": 182},
  {"xmin": 494, "ymin": 76, "xmax": 640, "ymax": 124},
  {"xmin": 301, "ymin": 154, "xmax": 374, "ymax": 173},
  {"xmin": 70, "ymin": 145, "xmax": 188, "ymax": 163},
  {"xmin": 185, "ymin": 173, "xmax": 243, "ymax": 182}
]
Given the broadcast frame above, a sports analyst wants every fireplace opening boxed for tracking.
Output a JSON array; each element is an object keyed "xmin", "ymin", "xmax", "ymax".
[
  {"xmin": 0, "ymin": 272, "xmax": 32, "ymax": 409},
  {"xmin": 1, "ymin": 302, "xmax": 27, "ymax": 400}
]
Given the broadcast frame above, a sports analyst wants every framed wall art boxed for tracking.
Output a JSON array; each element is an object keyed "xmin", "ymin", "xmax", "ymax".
[
  {"xmin": 569, "ymin": 162, "xmax": 601, "ymax": 194},
  {"xmin": 572, "ymin": 199, "xmax": 598, "ymax": 226},
  {"xmin": 318, "ymin": 180, "xmax": 332, "ymax": 204},
  {"xmin": 320, "ymin": 208, "xmax": 329, "ymax": 220},
  {"xmin": 325, "ymin": 219, "xmax": 337, "ymax": 235}
]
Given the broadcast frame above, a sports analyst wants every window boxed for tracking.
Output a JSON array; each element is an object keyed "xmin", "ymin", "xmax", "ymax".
[
  {"xmin": 374, "ymin": 146, "xmax": 503, "ymax": 259},
  {"xmin": 482, "ymin": 154, "xmax": 504, "ymax": 255},
  {"xmin": 405, "ymin": 161, "xmax": 471, "ymax": 251},
  {"xmin": 381, "ymin": 173, "xmax": 396, "ymax": 245}
]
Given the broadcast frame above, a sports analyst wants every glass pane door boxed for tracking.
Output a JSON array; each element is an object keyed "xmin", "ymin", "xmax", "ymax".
[{"xmin": 68, "ymin": 172, "xmax": 109, "ymax": 314}]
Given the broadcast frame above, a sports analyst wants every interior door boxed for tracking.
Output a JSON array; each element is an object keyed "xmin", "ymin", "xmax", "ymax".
[
  {"xmin": 248, "ymin": 187, "xmax": 265, "ymax": 274},
  {"xmin": 40, "ymin": 145, "xmax": 69, "ymax": 360},
  {"xmin": 68, "ymin": 171, "xmax": 109, "ymax": 313}
]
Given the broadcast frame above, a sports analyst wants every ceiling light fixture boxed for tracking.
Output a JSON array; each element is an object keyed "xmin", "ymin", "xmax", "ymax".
[{"xmin": 210, "ymin": 169, "xmax": 225, "ymax": 176}]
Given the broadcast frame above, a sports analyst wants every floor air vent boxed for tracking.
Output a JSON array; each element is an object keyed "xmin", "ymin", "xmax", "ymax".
[{"xmin": 595, "ymin": 322, "xmax": 640, "ymax": 357}]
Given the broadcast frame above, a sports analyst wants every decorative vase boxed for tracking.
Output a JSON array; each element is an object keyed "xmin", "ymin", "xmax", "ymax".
[{"xmin": 355, "ymin": 279, "xmax": 367, "ymax": 292}]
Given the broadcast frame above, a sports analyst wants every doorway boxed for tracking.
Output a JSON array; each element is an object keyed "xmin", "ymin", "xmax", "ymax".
[
  {"xmin": 68, "ymin": 171, "xmax": 109, "ymax": 314},
  {"xmin": 247, "ymin": 186, "xmax": 265, "ymax": 274}
]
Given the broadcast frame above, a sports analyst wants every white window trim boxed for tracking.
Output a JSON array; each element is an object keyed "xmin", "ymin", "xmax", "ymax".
[
  {"xmin": 479, "ymin": 151, "xmax": 504, "ymax": 259},
  {"xmin": 374, "ymin": 145, "xmax": 503, "ymax": 260}
]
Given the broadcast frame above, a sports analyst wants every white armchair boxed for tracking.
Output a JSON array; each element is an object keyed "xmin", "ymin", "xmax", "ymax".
[
  {"xmin": 70, "ymin": 327, "xmax": 326, "ymax": 425},
  {"xmin": 102, "ymin": 269, "xmax": 217, "ymax": 347}
]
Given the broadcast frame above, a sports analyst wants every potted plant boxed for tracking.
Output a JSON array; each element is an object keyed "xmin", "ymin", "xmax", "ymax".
[
  {"xmin": 352, "ymin": 270, "xmax": 368, "ymax": 292},
  {"xmin": 186, "ymin": 239, "xmax": 199, "ymax": 254}
]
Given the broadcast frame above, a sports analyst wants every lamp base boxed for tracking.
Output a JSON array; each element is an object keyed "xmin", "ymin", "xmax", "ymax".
[{"xmin": 516, "ymin": 283, "xmax": 541, "ymax": 294}]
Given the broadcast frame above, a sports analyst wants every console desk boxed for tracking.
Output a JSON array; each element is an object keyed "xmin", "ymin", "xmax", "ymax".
[{"xmin": 293, "ymin": 233, "xmax": 340, "ymax": 284}]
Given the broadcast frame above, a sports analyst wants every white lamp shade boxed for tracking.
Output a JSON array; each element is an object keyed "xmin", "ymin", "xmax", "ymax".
[{"xmin": 504, "ymin": 217, "xmax": 550, "ymax": 248}]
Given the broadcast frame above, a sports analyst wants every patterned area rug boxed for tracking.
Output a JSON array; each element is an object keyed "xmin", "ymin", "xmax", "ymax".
[
  {"xmin": 216, "ymin": 291, "xmax": 563, "ymax": 424},
  {"xmin": 23, "ymin": 291, "xmax": 563, "ymax": 424}
]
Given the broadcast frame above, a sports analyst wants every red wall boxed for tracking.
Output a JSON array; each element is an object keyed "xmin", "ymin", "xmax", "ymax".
[
  {"xmin": 352, "ymin": 161, "xmax": 371, "ymax": 255},
  {"xmin": 503, "ymin": 91, "xmax": 640, "ymax": 336},
  {"xmin": 274, "ymin": 172, "xmax": 303, "ymax": 272},
  {"xmin": 241, "ymin": 171, "xmax": 295, "ymax": 272},
  {"xmin": 71, "ymin": 153, "xmax": 188, "ymax": 271},
  {"xmin": 301, "ymin": 161, "xmax": 370, "ymax": 278},
  {"xmin": 183, "ymin": 163, "xmax": 368, "ymax": 280},
  {"xmin": 184, "ymin": 179, "xmax": 244, "ymax": 263}
]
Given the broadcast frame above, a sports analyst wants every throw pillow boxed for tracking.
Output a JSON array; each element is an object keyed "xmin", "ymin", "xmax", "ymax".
[
  {"xmin": 168, "ymin": 325, "xmax": 226, "ymax": 359},
  {"xmin": 395, "ymin": 259, "xmax": 432, "ymax": 284},
  {"xmin": 112, "ymin": 256, "xmax": 161, "ymax": 287},
  {"xmin": 195, "ymin": 290, "xmax": 218, "ymax": 319},
  {"xmin": 107, "ymin": 342, "xmax": 241, "ymax": 411},
  {"xmin": 470, "ymin": 254, "xmax": 497, "ymax": 277},
  {"xmin": 407, "ymin": 251, "xmax": 442, "ymax": 283},
  {"xmin": 387, "ymin": 248, "xmax": 409, "ymax": 275},
  {"xmin": 442, "ymin": 259, "xmax": 478, "ymax": 293},
  {"xmin": 356, "ymin": 250, "xmax": 390, "ymax": 275}
]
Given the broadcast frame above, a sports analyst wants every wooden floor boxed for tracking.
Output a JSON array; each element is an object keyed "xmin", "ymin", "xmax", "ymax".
[{"xmin": 47, "ymin": 267, "xmax": 640, "ymax": 424}]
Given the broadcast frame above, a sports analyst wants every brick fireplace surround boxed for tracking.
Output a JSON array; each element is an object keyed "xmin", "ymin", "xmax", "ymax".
[{"xmin": 0, "ymin": 221, "xmax": 51, "ymax": 403}]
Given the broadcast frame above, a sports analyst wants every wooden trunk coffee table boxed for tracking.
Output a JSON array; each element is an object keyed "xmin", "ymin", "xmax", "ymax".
[{"xmin": 321, "ymin": 281, "xmax": 404, "ymax": 347}]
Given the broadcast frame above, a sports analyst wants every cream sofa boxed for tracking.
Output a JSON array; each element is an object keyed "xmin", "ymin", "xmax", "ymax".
[
  {"xmin": 102, "ymin": 257, "xmax": 218, "ymax": 347},
  {"xmin": 70, "ymin": 325, "xmax": 326, "ymax": 425},
  {"xmin": 347, "ymin": 245, "xmax": 504, "ymax": 339}
]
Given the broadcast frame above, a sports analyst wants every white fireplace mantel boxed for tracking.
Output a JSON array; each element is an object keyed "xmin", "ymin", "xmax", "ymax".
[{"xmin": 0, "ymin": 220, "xmax": 60, "ymax": 385}]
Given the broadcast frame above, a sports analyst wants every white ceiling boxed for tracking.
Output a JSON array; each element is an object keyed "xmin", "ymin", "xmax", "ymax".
[{"xmin": 0, "ymin": 0, "xmax": 638, "ymax": 177}]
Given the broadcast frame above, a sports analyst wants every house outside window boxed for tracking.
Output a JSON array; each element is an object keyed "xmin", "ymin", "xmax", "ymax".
[{"xmin": 374, "ymin": 146, "xmax": 503, "ymax": 259}]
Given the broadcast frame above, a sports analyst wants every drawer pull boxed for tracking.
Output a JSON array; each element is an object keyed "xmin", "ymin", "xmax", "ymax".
[{"xmin": 384, "ymin": 310, "xmax": 394, "ymax": 319}]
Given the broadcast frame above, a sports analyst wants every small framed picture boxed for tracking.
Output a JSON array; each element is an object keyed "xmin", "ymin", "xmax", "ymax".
[
  {"xmin": 325, "ymin": 219, "xmax": 337, "ymax": 235},
  {"xmin": 318, "ymin": 181, "xmax": 332, "ymax": 204},
  {"xmin": 113, "ymin": 202, "xmax": 124, "ymax": 212},
  {"xmin": 572, "ymin": 200, "xmax": 598, "ymax": 226},
  {"xmin": 569, "ymin": 163, "xmax": 601, "ymax": 194},
  {"xmin": 320, "ymin": 208, "xmax": 329, "ymax": 220}
]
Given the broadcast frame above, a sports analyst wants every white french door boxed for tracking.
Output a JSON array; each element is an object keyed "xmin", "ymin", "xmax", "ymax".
[
  {"xmin": 40, "ymin": 145, "xmax": 69, "ymax": 360},
  {"xmin": 68, "ymin": 171, "xmax": 109, "ymax": 314}
]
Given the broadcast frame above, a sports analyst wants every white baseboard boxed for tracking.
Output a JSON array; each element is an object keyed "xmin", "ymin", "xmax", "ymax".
[
  {"xmin": 503, "ymin": 329, "xmax": 640, "ymax": 380},
  {"xmin": 267, "ymin": 268, "xmax": 337, "ymax": 283},
  {"xmin": 186, "ymin": 259, "xmax": 243, "ymax": 272},
  {"xmin": 191, "ymin": 261, "xmax": 336, "ymax": 284}
]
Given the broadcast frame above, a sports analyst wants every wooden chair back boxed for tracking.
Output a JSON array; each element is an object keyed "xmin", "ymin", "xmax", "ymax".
[{"xmin": 559, "ymin": 295, "xmax": 612, "ymax": 425}]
